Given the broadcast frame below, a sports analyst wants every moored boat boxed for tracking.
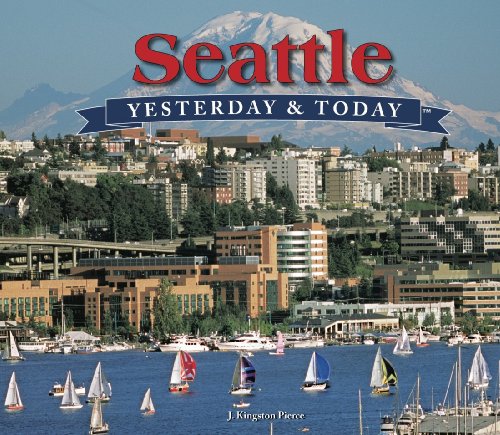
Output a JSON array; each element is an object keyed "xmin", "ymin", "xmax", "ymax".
[
  {"xmin": 159, "ymin": 336, "xmax": 209, "ymax": 352},
  {"xmin": 283, "ymin": 333, "xmax": 325, "ymax": 349},
  {"xmin": 217, "ymin": 331, "xmax": 275, "ymax": 352},
  {"xmin": 49, "ymin": 380, "xmax": 85, "ymax": 396},
  {"xmin": 169, "ymin": 350, "xmax": 197, "ymax": 392},
  {"xmin": 233, "ymin": 399, "xmax": 250, "ymax": 408},
  {"xmin": 301, "ymin": 351, "xmax": 330, "ymax": 391}
]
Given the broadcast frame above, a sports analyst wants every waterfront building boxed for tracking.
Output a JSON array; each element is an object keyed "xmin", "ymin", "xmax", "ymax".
[
  {"xmin": 293, "ymin": 300, "xmax": 455, "ymax": 326},
  {"xmin": 399, "ymin": 213, "xmax": 500, "ymax": 263},
  {"xmin": 379, "ymin": 262, "xmax": 500, "ymax": 320}
]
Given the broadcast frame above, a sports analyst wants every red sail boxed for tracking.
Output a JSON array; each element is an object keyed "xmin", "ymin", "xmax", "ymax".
[{"xmin": 180, "ymin": 351, "xmax": 196, "ymax": 382}]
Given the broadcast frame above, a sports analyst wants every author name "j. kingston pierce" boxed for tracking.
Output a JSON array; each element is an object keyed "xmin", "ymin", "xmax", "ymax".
[{"xmin": 227, "ymin": 410, "xmax": 306, "ymax": 422}]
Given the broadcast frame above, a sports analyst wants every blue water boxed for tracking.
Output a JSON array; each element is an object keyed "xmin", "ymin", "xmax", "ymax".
[{"xmin": 1, "ymin": 343, "xmax": 499, "ymax": 434}]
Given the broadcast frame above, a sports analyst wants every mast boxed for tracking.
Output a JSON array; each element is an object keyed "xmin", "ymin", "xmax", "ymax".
[
  {"xmin": 358, "ymin": 389, "xmax": 363, "ymax": 435},
  {"xmin": 415, "ymin": 374, "xmax": 420, "ymax": 435}
]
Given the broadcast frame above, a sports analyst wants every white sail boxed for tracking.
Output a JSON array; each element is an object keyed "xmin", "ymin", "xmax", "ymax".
[
  {"xmin": 170, "ymin": 352, "xmax": 182, "ymax": 385},
  {"xmin": 3, "ymin": 331, "xmax": 23, "ymax": 360},
  {"xmin": 88, "ymin": 362, "xmax": 111, "ymax": 400},
  {"xmin": 140, "ymin": 388, "xmax": 155, "ymax": 412},
  {"xmin": 370, "ymin": 348, "xmax": 384, "ymax": 388},
  {"xmin": 61, "ymin": 371, "xmax": 81, "ymax": 407},
  {"xmin": 393, "ymin": 326, "xmax": 413, "ymax": 354},
  {"xmin": 304, "ymin": 352, "xmax": 316, "ymax": 384},
  {"xmin": 90, "ymin": 399, "xmax": 104, "ymax": 428},
  {"xmin": 467, "ymin": 346, "xmax": 492, "ymax": 389},
  {"xmin": 4, "ymin": 372, "xmax": 23, "ymax": 407}
]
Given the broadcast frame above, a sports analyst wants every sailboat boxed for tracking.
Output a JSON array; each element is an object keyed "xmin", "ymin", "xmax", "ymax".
[
  {"xmin": 89, "ymin": 399, "xmax": 109, "ymax": 434},
  {"xmin": 416, "ymin": 327, "xmax": 429, "ymax": 348},
  {"xmin": 229, "ymin": 355, "xmax": 256, "ymax": 395},
  {"xmin": 4, "ymin": 372, "xmax": 24, "ymax": 411},
  {"xmin": 2, "ymin": 331, "xmax": 25, "ymax": 361},
  {"xmin": 140, "ymin": 388, "xmax": 155, "ymax": 415},
  {"xmin": 169, "ymin": 350, "xmax": 196, "ymax": 392},
  {"xmin": 301, "ymin": 351, "xmax": 330, "ymax": 391},
  {"xmin": 467, "ymin": 345, "xmax": 491, "ymax": 390},
  {"xmin": 269, "ymin": 331, "xmax": 285, "ymax": 356},
  {"xmin": 86, "ymin": 362, "xmax": 112, "ymax": 403},
  {"xmin": 370, "ymin": 347, "xmax": 398, "ymax": 394},
  {"xmin": 60, "ymin": 371, "xmax": 83, "ymax": 409},
  {"xmin": 393, "ymin": 325, "xmax": 413, "ymax": 355}
]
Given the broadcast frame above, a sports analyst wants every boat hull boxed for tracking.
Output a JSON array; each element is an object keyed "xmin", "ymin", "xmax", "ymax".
[
  {"xmin": 2, "ymin": 356, "xmax": 25, "ymax": 362},
  {"xmin": 60, "ymin": 404, "xmax": 83, "ymax": 409},
  {"xmin": 393, "ymin": 350, "xmax": 413, "ymax": 356},
  {"xmin": 169, "ymin": 384, "xmax": 189, "ymax": 393},
  {"xmin": 301, "ymin": 383, "xmax": 329, "ymax": 391},
  {"xmin": 89, "ymin": 423, "xmax": 109, "ymax": 434},
  {"xmin": 230, "ymin": 387, "xmax": 253, "ymax": 396},
  {"xmin": 233, "ymin": 402, "xmax": 250, "ymax": 408},
  {"xmin": 142, "ymin": 410, "xmax": 155, "ymax": 415},
  {"xmin": 5, "ymin": 405, "xmax": 24, "ymax": 411},
  {"xmin": 372, "ymin": 386, "xmax": 391, "ymax": 395}
]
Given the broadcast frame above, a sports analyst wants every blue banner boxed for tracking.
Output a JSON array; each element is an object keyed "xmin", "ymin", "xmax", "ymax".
[{"xmin": 76, "ymin": 94, "xmax": 451, "ymax": 134}]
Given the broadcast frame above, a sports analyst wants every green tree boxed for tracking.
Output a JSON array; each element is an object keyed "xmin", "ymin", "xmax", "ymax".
[
  {"xmin": 270, "ymin": 134, "xmax": 283, "ymax": 152},
  {"xmin": 422, "ymin": 312, "xmax": 436, "ymax": 328},
  {"xmin": 292, "ymin": 278, "xmax": 313, "ymax": 303},
  {"xmin": 153, "ymin": 279, "xmax": 183, "ymax": 340},
  {"xmin": 31, "ymin": 132, "xmax": 40, "ymax": 149},
  {"xmin": 434, "ymin": 179, "xmax": 456, "ymax": 206},
  {"xmin": 215, "ymin": 148, "xmax": 228, "ymax": 165},
  {"xmin": 366, "ymin": 156, "xmax": 400, "ymax": 172},
  {"xmin": 459, "ymin": 311, "xmax": 479, "ymax": 335},
  {"xmin": 179, "ymin": 162, "xmax": 201, "ymax": 186},
  {"xmin": 266, "ymin": 172, "xmax": 278, "ymax": 200},
  {"xmin": 0, "ymin": 130, "xmax": 6, "ymax": 140},
  {"xmin": 275, "ymin": 185, "xmax": 299, "ymax": 224},
  {"xmin": 440, "ymin": 310, "xmax": 453, "ymax": 327},
  {"xmin": 93, "ymin": 137, "xmax": 107, "ymax": 163},
  {"xmin": 206, "ymin": 137, "xmax": 215, "ymax": 167},
  {"xmin": 69, "ymin": 139, "xmax": 80, "ymax": 156},
  {"xmin": 440, "ymin": 136, "xmax": 449, "ymax": 150},
  {"xmin": 102, "ymin": 310, "xmax": 113, "ymax": 336},
  {"xmin": 486, "ymin": 138, "xmax": 495, "ymax": 152},
  {"xmin": 340, "ymin": 145, "xmax": 352, "ymax": 156}
]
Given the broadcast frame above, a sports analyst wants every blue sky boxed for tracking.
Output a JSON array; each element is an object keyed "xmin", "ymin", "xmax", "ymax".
[{"xmin": 1, "ymin": 0, "xmax": 499, "ymax": 112}]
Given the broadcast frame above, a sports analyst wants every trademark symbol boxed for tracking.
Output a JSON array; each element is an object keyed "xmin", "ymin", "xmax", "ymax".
[{"xmin": 423, "ymin": 108, "xmax": 432, "ymax": 114}]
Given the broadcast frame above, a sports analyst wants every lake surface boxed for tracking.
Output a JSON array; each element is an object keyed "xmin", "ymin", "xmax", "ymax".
[{"xmin": 1, "ymin": 343, "xmax": 499, "ymax": 434}]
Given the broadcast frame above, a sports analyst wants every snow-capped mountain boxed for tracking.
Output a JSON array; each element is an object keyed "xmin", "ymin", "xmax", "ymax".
[{"xmin": 1, "ymin": 11, "xmax": 499, "ymax": 150}]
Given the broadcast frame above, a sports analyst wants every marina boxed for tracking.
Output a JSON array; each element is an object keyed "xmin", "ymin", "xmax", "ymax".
[{"xmin": 2, "ymin": 342, "xmax": 499, "ymax": 434}]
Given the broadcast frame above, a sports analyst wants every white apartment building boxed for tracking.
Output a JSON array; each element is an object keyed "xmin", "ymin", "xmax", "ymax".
[
  {"xmin": 226, "ymin": 166, "xmax": 266, "ymax": 204},
  {"xmin": 247, "ymin": 156, "xmax": 318, "ymax": 209}
]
